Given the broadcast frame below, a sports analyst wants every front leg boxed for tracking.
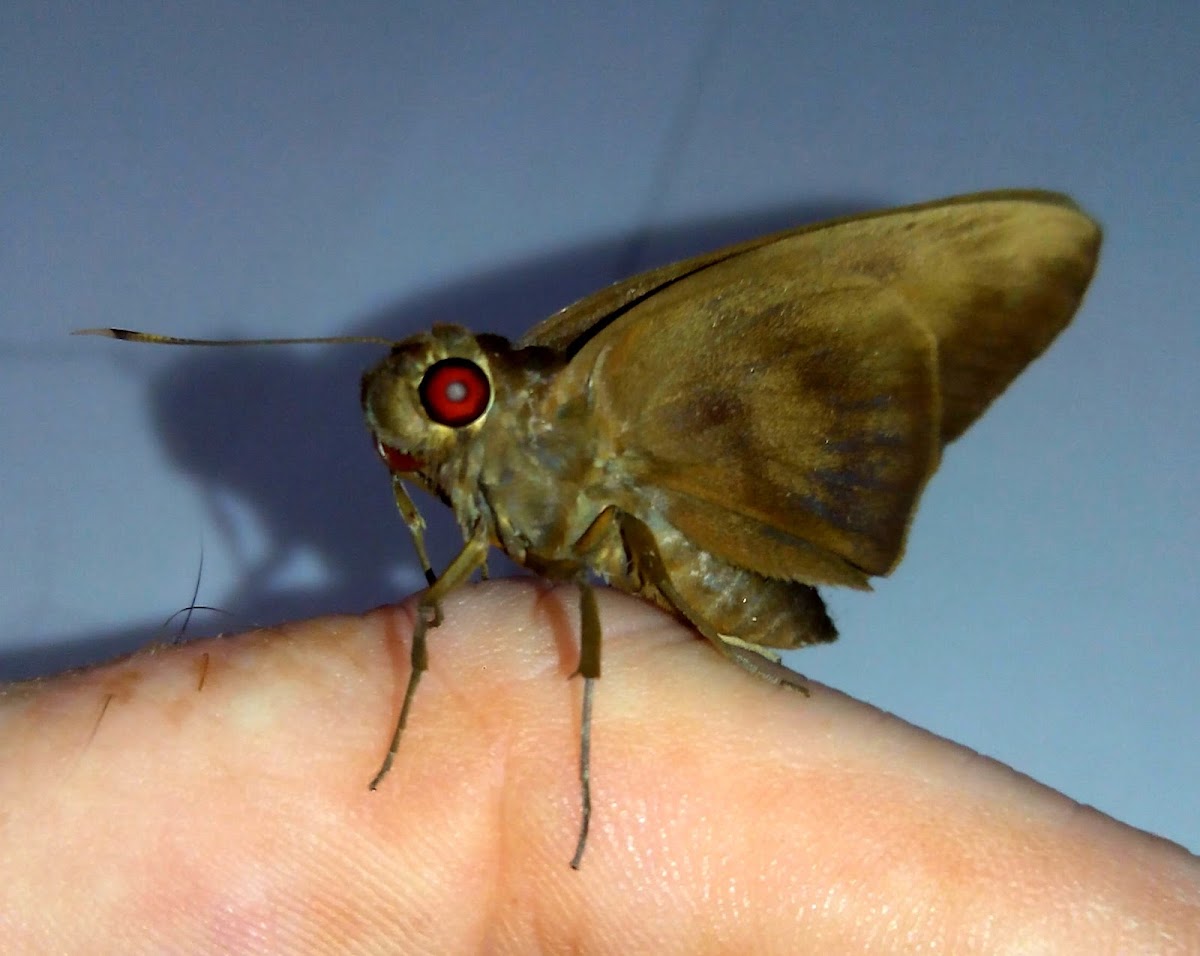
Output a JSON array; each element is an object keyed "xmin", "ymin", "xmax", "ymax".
[
  {"xmin": 391, "ymin": 475, "xmax": 437, "ymax": 586},
  {"xmin": 369, "ymin": 533, "xmax": 491, "ymax": 790}
]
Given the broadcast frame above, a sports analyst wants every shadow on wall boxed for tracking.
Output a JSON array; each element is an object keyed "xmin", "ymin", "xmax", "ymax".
[{"xmin": 4, "ymin": 197, "xmax": 877, "ymax": 681}]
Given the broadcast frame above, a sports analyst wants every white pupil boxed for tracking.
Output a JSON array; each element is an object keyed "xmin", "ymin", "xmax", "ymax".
[{"xmin": 445, "ymin": 380, "xmax": 468, "ymax": 403}]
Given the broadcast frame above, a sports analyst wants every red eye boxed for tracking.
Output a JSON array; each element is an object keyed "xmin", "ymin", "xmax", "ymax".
[{"xmin": 419, "ymin": 358, "xmax": 490, "ymax": 427}]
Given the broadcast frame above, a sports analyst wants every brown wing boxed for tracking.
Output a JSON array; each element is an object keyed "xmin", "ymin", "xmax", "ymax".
[
  {"xmin": 527, "ymin": 190, "xmax": 1101, "ymax": 445},
  {"xmin": 542, "ymin": 193, "xmax": 1100, "ymax": 584}
]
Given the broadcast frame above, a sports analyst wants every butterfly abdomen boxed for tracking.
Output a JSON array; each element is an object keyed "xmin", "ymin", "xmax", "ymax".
[{"xmin": 646, "ymin": 515, "xmax": 838, "ymax": 651}]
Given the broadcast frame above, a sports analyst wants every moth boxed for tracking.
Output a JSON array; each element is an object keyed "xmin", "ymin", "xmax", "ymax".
[{"xmin": 80, "ymin": 190, "xmax": 1102, "ymax": 867}]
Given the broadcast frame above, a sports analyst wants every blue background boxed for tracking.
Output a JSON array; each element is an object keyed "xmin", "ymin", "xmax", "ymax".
[{"xmin": 3, "ymin": 3, "xmax": 1197, "ymax": 851}]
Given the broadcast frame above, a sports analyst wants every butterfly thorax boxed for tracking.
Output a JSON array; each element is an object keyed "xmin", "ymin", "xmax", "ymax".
[{"xmin": 471, "ymin": 349, "xmax": 622, "ymax": 570}]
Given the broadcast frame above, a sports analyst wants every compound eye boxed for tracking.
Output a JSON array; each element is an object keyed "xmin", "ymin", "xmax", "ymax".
[{"xmin": 418, "ymin": 358, "xmax": 491, "ymax": 427}]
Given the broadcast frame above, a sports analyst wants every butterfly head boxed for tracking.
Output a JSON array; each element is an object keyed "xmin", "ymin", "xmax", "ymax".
[{"xmin": 361, "ymin": 324, "xmax": 495, "ymax": 482}]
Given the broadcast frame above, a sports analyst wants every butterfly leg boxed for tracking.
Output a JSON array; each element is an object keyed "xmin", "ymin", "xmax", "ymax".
[
  {"xmin": 369, "ymin": 533, "xmax": 491, "ymax": 790},
  {"xmin": 516, "ymin": 557, "xmax": 599, "ymax": 867},
  {"xmin": 530, "ymin": 506, "xmax": 636, "ymax": 867},
  {"xmin": 391, "ymin": 475, "xmax": 437, "ymax": 586}
]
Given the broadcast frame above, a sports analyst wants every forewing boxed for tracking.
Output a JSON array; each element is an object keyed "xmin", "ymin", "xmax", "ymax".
[
  {"xmin": 574, "ymin": 263, "xmax": 939, "ymax": 580},
  {"xmin": 547, "ymin": 192, "xmax": 1099, "ymax": 582},
  {"xmin": 528, "ymin": 191, "xmax": 1100, "ymax": 444},
  {"xmin": 859, "ymin": 193, "xmax": 1101, "ymax": 442}
]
